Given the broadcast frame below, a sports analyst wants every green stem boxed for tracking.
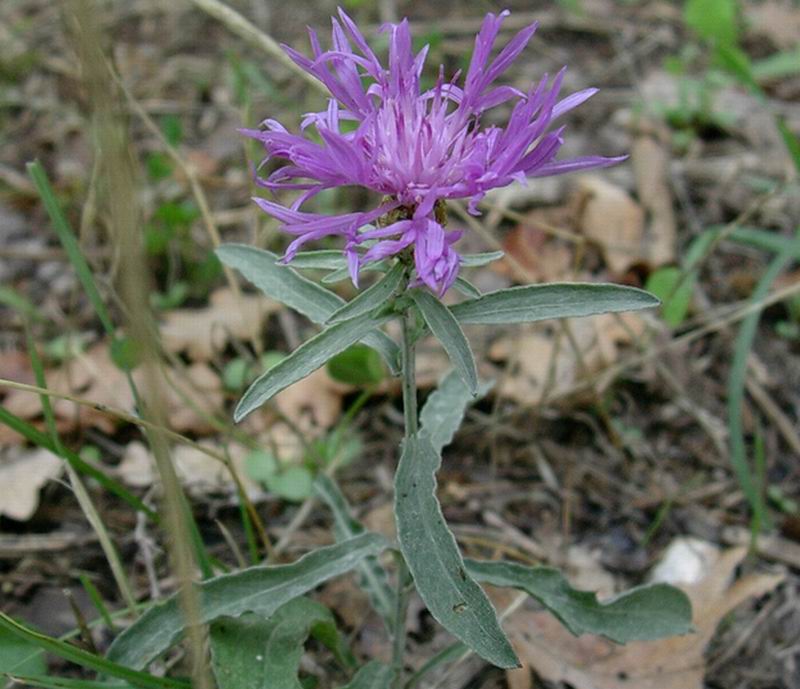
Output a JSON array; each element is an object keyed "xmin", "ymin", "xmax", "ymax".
[{"xmin": 391, "ymin": 308, "xmax": 417, "ymax": 687}]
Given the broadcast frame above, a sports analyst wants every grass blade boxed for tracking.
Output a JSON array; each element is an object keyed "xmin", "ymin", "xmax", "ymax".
[
  {"xmin": 26, "ymin": 161, "xmax": 114, "ymax": 336},
  {"xmin": 0, "ymin": 615, "xmax": 188, "ymax": 689}
]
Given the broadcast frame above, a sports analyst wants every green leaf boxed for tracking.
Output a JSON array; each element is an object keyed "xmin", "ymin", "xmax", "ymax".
[
  {"xmin": 27, "ymin": 161, "xmax": 115, "ymax": 336},
  {"xmin": 327, "ymin": 262, "xmax": 404, "ymax": 324},
  {"xmin": 106, "ymin": 533, "xmax": 388, "ymax": 671},
  {"xmin": 210, "ymin": 598, "xmax": 351, "ymax": 689},
  {"xmin": 460, "ymin": 251, "xmax": 505, "ymax": 267},
  {"xmin": 266, "ymin": 466, "xmax": 314, "ymax": 502},
  {"xmin": 314, "ymin": 475, "xmax": 395, "ymax": 629},
  {"xmin": 752, "ymin": 48, "xmax": 800, "ymax": 82},
  {"xmin": 411, "ymin": 290, "xmax": 478, "ymax": 395},
  {"xmin": 0, "ymin": 615, "xmax": 187, "ymax": 689},
  {"xmin": 235, "ymin": 311, "xmax": 390, "ymax": 421},
  {"xmin": 450, "ymin": 283, "xmax": 659, "ymax": 325},
  {"xmin": 244, "ymin": 449, "xmax": 279, "ymax": 483},
  {"xmin": 684, "ymin": 0, "xmax": 738, "ymax": 47},
  {"xmin": 728, "ymin": 229, "xmax": 800, "ymax": 532},
  {"xmin": 465, "ymin": 559, "xmax": 693, "ymax": 642},
  {"xmin": 394, "ymin": 435, "xmax": 519, "ymax": 669},
  {"xmin": 321, "ymin": 262, "xmax": 388, "ymax": 285},
  {"xmin": 0, "ymin": 623, "xmax": 46, "ymax": 676},
  {"xmin": 338, "ymin": 662, "xmax": 395, "ymax": 689},
  {"xmin": 777, "ymin": 117, "xmax": 800, "ymax": 176},
  {"xmin": 327, "ymin": 344, "xmax": 385, "ymax": 386},
  {"xmin": 5, "ymin": 677, "xmax": 132, "ymax": 689},
  {"xmin": 453, "ymin": 277, "xmax": 481, "ymax": 299},
  {"xmin": 287, "ymin": 250, "xmax": 348, "ymax": 271},
  {"xmin": 216, "ymin": 244, "xmax": 399, "ymax": 373},
  {"xmin": 217, "ymin": 244, "xmax": 344, "ymax": 321},
  {"xmin": 420, "ymin": 370, "xmax": 493, "ymax": 455},
  {"xmin": 645, "ymin": 266, "xmax": 694, "ymax": 327}
]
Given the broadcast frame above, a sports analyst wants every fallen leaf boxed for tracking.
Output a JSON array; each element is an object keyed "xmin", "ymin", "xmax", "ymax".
[
  {"xmin": 117, "ymin": 440, "xmax": 261, "ymax": 497},
  {"xmin": 499, "ymin": 206, "xmax": 576, "ymax": 283},
  {"xmin": 160, "ymin": 288, "xmax": 279, "ymax": 361},
  {"xmin": 504, "ymin": 546, "xmax": 783, "ymax": 689},
  {"xmin": 488, "ymin": 312, "xmax": 648, "ymax": 405},
  {"xmin": 577, "ymin": 176, "xmax": 647, "ymax": 274},
  {"xmin": 747, "ymin": 0, "xmax": 800, "ymax": 49},
  {"xmin": 273, "ymin": 367, "xmax": 345, "ymax": 435},
  {"xmin": 2, "ymin": 344, "xmax": 225, "ymax": 436},
  {"xmin": 0, "ymin": 447, "xmax": 63, "ymax": 521},
  {"xmin": 631, "ymin": 133, "xmax": 677, "ymax": 268}
]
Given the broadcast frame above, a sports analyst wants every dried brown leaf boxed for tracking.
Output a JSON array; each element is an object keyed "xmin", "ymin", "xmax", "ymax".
[
  {"xmin": 488, "ymin": 312, "xmax": 647, "ymax": 405},
  {"xmin": 160, "ymin": 287, "xmax": 279, "ymax": 361},
  {"xmin": 577, "ymin": 176, "xmax": 647, "ymax": 274},
  {"xmin": 0, "ymin": 447, "xmax": 63, "ymax": 521}
]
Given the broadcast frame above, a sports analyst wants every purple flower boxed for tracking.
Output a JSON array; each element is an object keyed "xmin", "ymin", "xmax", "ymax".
[{"xmin": 243, "ymin": 9, "xmax": 624, "ymax": 295}]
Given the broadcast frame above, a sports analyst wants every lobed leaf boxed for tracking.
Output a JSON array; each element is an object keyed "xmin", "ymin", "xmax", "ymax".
[
  {"xmin": 394, "ymin": 435, "xmax": 519, "ymax": 669},
  {"xmin": 465, "ymin": 559, "xmax": 693, "ymax": 643},
  {"xmin": 450, "ymin": 283, "xmax": 660, "ymax": 325},
  {"xmin": 411, "ymin": 290, "xmax": 478, "ymax": 395},
  {"xmin": 106, "ymin": 533, "xmax": 387, "ymax": 671}
]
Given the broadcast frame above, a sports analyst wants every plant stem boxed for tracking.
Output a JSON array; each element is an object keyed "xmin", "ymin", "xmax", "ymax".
[
  {"xmin": 391, "ymin": 554, "xmax": 411, "ymax": 686},
  {"xmin": 391, "ymin": 308, "xmax": 417, "ymax": 687}
]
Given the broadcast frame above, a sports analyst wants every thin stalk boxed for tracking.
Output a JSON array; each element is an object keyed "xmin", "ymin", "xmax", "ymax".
[
  {"xmin": 391, "ymin": 555, "xmax": 411, "ymax": 687},
  {"xmin": 391, "ymin": 308, "xmax": 417, "ymax": 688}
]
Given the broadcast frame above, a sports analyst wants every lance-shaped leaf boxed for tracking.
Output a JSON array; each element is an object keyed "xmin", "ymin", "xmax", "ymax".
[
  {"xmin": 338, "ymin": 662, "xmax": 395, "ymax": 689},
  {"xmin": 216, "ymin": 244, "xmax": 398, "ymax": 372},
  {"xmin": 465, "ymin": 559, "xmax": 693, "ymax": 643},
  {"xmin": 450, "ymin": 283, "xmax": 660, "ymax": 325},
  {"xmin": 420, "ymin": 370, "xmax": 493, "ymax": 455},
  {"xmin": 460, "ymin": 251, "xmax": 505, "ymax": 267},
  {"xmin": 285, "ymin": 250, "xmax": 348, "ymax": 270},
  {"xmin": 314, "ymin": 475, "xmax": 395, "ymax": 629},
  {"xmin": 394, "ymin": 435, "xmax": 519, "ymax": 669},
  {"xmin": 411, "ymin": 290, "xmax": 478, "ymax": 395},
  {"xmin": 210, "ymin": 598, "xmax": 352, "ymax": 689},
  {"xmin": 235, "ymin": 311, "xmax": 390, "ymax": 421},
  {"xmin": 453, "ymin": 276, "xmax": 482, "ymax": 299},
  {"xmin": 327, "ymin": 262, "xmax": 405, "ymax": 323},
  {"xmin": 107, "ymin": 533, "xmax": 387, "ymax": 671}
]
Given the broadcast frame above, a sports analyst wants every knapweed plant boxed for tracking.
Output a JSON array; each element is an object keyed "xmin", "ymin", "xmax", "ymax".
[{"xmin": 89, "ymin": 10, "xmax": 693, "ymax": 689}]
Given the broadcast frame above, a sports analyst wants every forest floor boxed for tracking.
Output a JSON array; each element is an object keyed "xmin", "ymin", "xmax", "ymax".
[{"xmin": 1, "ymin": 0, "xmax": 799, "ymax": 687}]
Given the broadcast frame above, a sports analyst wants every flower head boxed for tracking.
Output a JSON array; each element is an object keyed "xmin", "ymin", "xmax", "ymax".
[{"xmin": 243, "ymin": 9, "xmax": 623, "ymax": 295}]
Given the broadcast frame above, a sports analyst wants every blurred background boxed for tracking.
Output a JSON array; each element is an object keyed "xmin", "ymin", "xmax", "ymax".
[{"xmin": 1, "ymin": 1, "xmax": 799, "ymax": 687}]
